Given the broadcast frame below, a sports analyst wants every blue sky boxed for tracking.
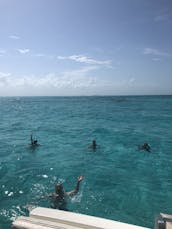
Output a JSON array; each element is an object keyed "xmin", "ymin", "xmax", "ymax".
[{"xmin": 0, "ymin": 0, "xmax": 172, "ymax": 96}]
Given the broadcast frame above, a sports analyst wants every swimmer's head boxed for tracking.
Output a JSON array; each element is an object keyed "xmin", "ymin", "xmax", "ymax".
[
  {"xmin": 93, "ymin": 140, "xmax": 96, "ymax": 145},
  {"xmin": 55, "ymin": 183, "xmax": 63, "ymax": 194}
]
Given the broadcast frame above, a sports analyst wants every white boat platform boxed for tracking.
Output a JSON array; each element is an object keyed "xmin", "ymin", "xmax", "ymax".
[
  {"xmin": 12, "ymin": 207, "xmax": 150, "ymax": 229},
  {"xmin": 154, "ymin": 213, "xmax": 172, "ymax": 229}
]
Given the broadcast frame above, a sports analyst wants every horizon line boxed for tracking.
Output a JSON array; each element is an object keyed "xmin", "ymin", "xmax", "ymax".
[{"xmin": 0, "ymin": 94, "xmax": 172, "ymax": 97}]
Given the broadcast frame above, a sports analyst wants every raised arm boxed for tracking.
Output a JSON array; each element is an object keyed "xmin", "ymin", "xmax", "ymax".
[
  {"xmin": 66, "ymin": 176, "xmax": 84, "ymax": 197},
  {"xmin": 31, "ymin": 134, "xmax": 33, "ymax": 145}
]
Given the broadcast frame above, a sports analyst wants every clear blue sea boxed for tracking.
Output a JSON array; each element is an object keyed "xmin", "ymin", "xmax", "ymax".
[{"xmin": 0, "ymin": 96, "xmax": 172, "ymax": 229}]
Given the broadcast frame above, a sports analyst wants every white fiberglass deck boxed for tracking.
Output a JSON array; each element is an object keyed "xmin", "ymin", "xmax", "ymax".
[{"xmin": 12, "ymin": 207, "xmax": 150, "ymax": 229}]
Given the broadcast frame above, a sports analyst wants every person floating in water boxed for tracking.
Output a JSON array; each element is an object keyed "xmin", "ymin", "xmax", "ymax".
[
  {"xmin": 30, "ymin": 134, "xmax": 40, "ymax": 147},
  {"xmin": 89, "ymin": 140, "xmax": 97, "ymax": 150},
  {"xmin": 138, "ymin": 142, "xmax": 151, "ymax": 152},
  {"xmin": 42, "ymin": 175, "xmax": 84, "ymax": 210}
]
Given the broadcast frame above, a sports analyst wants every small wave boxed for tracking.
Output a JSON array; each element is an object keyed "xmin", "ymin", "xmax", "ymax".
[
  {"xmin": 8, "ymin": 192, "xmax": 14, "ymax": 197},
  {"xmin": 36, "ymin": 174, "xmax": 48, "ymax": 179},
  {"xmin": 58, "ymin": 178, "xmax": 65, "ymax": 184},
  {"xmin": 31, "ymin": 183, "xmax": 47, "ymax": 197},
  {"xmin": 0, "ymin": 205, "xmax": 25, "ymax": 223},
  {"xmin": 4, "ymin": 190, "xmax": 14, "ymax": 197},
  {"xmin": 42, "ymin": 174, "xmax": 48, "ymax": 178},
  {"xmin": 71, "ymin": 192, "xmax": 83, "ymax": 203}
]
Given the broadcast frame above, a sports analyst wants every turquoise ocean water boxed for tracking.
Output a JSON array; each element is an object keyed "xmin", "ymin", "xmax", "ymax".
[{"xmin": 0, "ymin": 96, "xmax": 172, "ymax": 228}]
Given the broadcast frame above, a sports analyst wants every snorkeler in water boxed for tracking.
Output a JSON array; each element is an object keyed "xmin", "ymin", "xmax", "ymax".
[
  {"xmin": 40, "ymin": 176, "xmax": 84, "ymax": 210},
  {"xmin": 30, "ymin": 134, "xmax": 40, "ymax": 146},
  {"xmin": 88, "ymin": 140, "xmax": 97, "ymax": 150},
  {"xmin": 138, "ymin": 142, "xmax": 151, "ymax": 152}
]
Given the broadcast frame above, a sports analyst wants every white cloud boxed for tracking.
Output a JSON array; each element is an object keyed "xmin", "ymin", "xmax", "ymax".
[
  {"xmin": 0, "ymin": 66, "xmax": 98, "ymax": 90},
  {"xmin": 34, "ymin": 53, "xmax": 46, "ymax": 57},
  {"xmin": 143, "ymin": 48, "xmax": 172, "ymax": 57},
  {"xmin": 58, "ymin": 54, "xmax": 111, "ymax": 67},
  {"xmin": 33, "ymin": 53, "xmax": 55, "ymax": 59},
  {"xmin": 129, "ymin": 78, "xmax": 135, "ymax": 84},
  {"xmin": 0, "ymin": 66, "xmax": 137, "ymax": 95},
  {"xmin": 0, "ymin": 72, "xmax": 11, "ymax": 86},
  {"xmin": 17, "ymin": 49, "xmax": 30, "ymax": 54},
  {"xmin": 1, "ymin": 69, "xmax": 171, "ymax": 96},
  {"xmin": 0, "ymin": 72, "xmax": 11, "ymax": 77},
  {"xmin": 154, "ymin": 14, "xmax": 170, "ymax": 22},
  {"xmin": 152, "ymin": 58, "xmax": 160, "ymax": 61},
  {"xmin": 62, "ymin": 66, "xmax": 98, "ymax": 77},
  {"xmin": 0, "ymin": 49, "xmax": 6, "ymax": 56},
  {"xmin": 9, "ymin": 35, "xmax": 20, "ymax": 40}
]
